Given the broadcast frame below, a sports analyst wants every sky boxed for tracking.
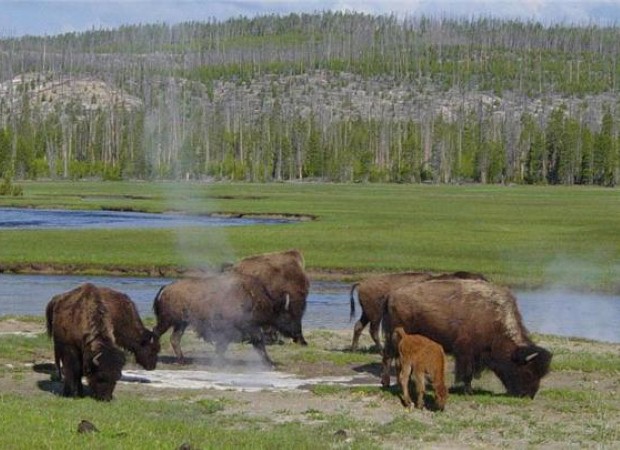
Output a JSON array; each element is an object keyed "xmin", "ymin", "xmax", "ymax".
[{"xmin": 1, "ymin": 0, "xmax": 620, "ymax": 38}]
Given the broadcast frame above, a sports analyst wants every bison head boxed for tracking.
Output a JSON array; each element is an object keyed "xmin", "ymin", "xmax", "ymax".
[
  {"xmin": 84, "ymin": 347, "xmax": 126, "ymax": 401},
  {"xmin": 272, "ymin": 294, "xmax": 307, "ymax": 345},
  {"xmin": 134, "ymin": 330, "xmax": 161, "ymax": 370},
  {"xmin": 491, "ymin": 345, "xmax": 552, "ymax": 398}
]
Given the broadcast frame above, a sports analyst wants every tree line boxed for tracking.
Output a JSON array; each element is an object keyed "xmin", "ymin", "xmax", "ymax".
[{"xmin": 0, "ymin": 12, "xmax": 618, "ymax": 185}]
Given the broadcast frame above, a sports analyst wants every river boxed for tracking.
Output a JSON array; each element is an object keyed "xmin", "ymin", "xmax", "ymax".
[
  {"xmin": 1, "ymin": 274, "xmax": 618, "ymax": 343},
  {"xmin": 0, "ymin": 207, "xmax": 290, "ymax": 229}
]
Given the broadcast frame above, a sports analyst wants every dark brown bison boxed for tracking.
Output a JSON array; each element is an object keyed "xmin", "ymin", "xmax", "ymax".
[
  {"xmin": 350, "ymin": 271, "xmax": 488, "ymax": 351},
  {"xmin": 46, "ymin": 285, "xmax": 160, "ymax": 378},
  {"xmin": 394, "ymin": 327, "xmax": 448, "ymax": 411},
  {"xmin": 231, "ymin": 249, "xmax": 309, "ymax": 346},
  {"xmin": 381, "ymin": 278, "xmax": 552, "ymax": 398},
  {"xmin": 96, "ymin": 286, "xmax": 160, "ymax": 370},
  {"xmin": 45, "ymin": 283, "xmax": 126, "ymax": 401},
  {"xmin": 153, "ymin": 271, "xmax": 297, "ymax": 366}
]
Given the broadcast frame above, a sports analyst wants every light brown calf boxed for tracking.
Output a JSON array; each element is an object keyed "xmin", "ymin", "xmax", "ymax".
[{"xmin": 395, "ymin": 327, "xmax": 448, "ymax": 411}]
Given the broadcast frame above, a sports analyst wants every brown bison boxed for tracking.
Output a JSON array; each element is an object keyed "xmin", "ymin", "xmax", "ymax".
[
  {"xmin": 46, "ymin": 285, "xmax": 160, "ymax": 379},
  {"xmin": 350, "ymin": 271, "xmax": 488, "ymax": 351},
  {"xmin": 153, "ymin": 271, "xmax": 297, "ymax": 366},
  {"xmin": 381, "ymin": 278, "xmax": 552, "ymax": 398},
  {"xmin": 45, "ymin": 283, "xmax": 126, "ymax": 401},
  {"xmin": 96, "ymin": 286, "xmax": 160, "ymax": 370},
  {"xmin": 394, "ymin": 327, "xmax": 448, "ymax": 411},
  {"xmin": 231, "ymin": 249, "xmax": 309, "ymax": 346}
]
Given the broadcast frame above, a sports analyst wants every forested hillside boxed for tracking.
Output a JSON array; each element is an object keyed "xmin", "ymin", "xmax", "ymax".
[{"xmin": 1, "ymin": 12, "xmax": 619, "ymax": 185}]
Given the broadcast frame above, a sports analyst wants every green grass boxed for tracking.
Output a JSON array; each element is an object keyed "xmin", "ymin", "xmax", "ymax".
[
  {"xmin": 1, "ymin": 326, "xmax": 619, "ymax": 448},
  {"xmin": 551, "ymin": 349, "xmax": 620, "ymax": 373},
  {"xmin": 1, "ymin": 181, "xmax": 619, "ymax": 291},
  {"xmin": 0, "ymin": 393, "xmax": 359, "ymax": 449}
]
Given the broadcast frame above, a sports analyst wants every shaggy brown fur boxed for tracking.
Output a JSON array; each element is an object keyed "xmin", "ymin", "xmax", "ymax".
[
  {"xmin": 350, "ymin": 271, "xmax": 487, "ymax": 351},
  {"xmin": 381, "ymin": 278, "xmax": 552, "ymax": 398},
  {"xmin": 153, "ymin": 271, "xmax": 293, "ymax": 366},
  {"xmin": 47, "ymin": 285, "xmax": 160, "ymax": 376},
  {"xmin": 45, "ymin": 283, "xmax": 126, "ymax": 401},
  {"xmin": 97, "ymin": 286, "xmax": 160, "ymax": 370},
  {"xmin": 231, "ymin": 249, "xmax": 309, "ymax": 345},
  {"xmin": 394, "ymin": 327, "xmax": 448, "ymax": 411}
]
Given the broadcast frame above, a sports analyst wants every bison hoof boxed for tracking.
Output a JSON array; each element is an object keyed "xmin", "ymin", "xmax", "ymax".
[{"xmin": 381, "ymin": 376, "xmax": 391, "ymax": 388}]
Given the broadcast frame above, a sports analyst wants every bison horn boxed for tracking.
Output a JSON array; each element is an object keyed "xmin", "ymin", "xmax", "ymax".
[
  {"xmin": 284, "ymin": 294, "xmax": 290, "ymax": 311},
  {"xmin": 92, "ymin": 352, "xmax": 102, "ymax": 366},
  {"xmin": 525, "ymin": 352, "xmax": 539, "ymax": 362}
]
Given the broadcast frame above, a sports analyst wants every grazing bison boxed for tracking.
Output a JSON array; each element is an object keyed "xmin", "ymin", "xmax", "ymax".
[
  {"xmin": 381, "ymin": 278, "xmax": 552, "ymax": 398},
  {"xmin": 394, "ymin": 327, "xmax": 448, "ymax": 411},
  {"xmin": 153, "ymin": 271, "xmax": 297, "ymax": 366},
  {"xmin": 96, "ymin": 286, "xmax": 160, "ymax": 370},
  {"xmin": 46, "ymin": 285, "xmax": 160, "ymax": 378},
  {"xmin": 350, "ymin": 271, "xmax": 487, "ymax": 351},
  {"xmin": 45, "ymin": 283, "xmax": 126, "ymax": 401},
  {"xmin": 231, "ymin": 249, "xmax": 309, "ymax": 346}
]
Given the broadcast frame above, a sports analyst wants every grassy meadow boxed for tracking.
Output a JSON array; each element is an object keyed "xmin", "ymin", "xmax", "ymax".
[
  {"xmin": 0, "ymin": 182, "xmax": 619, "ymax": 448},
  {"xmin": 0, "ymin": 180, "xmax": 619, "ymax": 291}
]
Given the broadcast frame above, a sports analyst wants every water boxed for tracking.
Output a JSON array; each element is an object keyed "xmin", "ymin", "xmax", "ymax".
[
  {"xmin": 0, "ymin": 207, "xmax": 290, "ymax": 229},
  {"xmin": 1, "ymin": 274, "xmax": 619, "ymax": 343}
]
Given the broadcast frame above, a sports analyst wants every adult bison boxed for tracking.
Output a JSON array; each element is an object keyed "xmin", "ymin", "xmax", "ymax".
[
  {"xmin": 231, "ymin": 249, "xmax": 309, "ymax": 346},
  {"xmin": 45, "ymin": 283, "xmax": 126, "ymax": 401},
  {"xmin": 46, "ymin": 285, "xmax": 160, "ymax": 379},
  {"xmin": 381, "ymin": 278, "xmax": 552, "ymax": 398},
  {"xmin": 96, "ymin": 286, "xmax": 160, "ymax": 370},
  {"xmin": 153, "ymin": 271, "xmax": 299, "ymax": 366},
  {"xmin": 350, "ymin": 271, "xmax": 487, "ymax": 351}
]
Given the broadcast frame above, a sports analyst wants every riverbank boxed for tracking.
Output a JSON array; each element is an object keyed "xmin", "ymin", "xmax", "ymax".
[{"xmin": 1, "ymin": 318, "xmax": 619, "ymax": 448}]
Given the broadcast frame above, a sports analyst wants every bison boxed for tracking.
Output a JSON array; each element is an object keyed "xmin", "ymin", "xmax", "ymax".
[
  {"xmin": 350, "ymin": 271, "xmax": 488, "ymax": 351},
  {"xmin": 231, "ymin": 249, "xmax": 309, "ymax": 346},
  {"xmin": 96, "ymin": 286, "xmax": 160, "ymax": 370},
  {"xmin": 46, "ymin": 285, "xmax": 160, "ymax": 379},
  {"xmin": 153, "ymin": 271, "xmax": 298, "ymax": 366},
  {"xmin": 381, "ymin": 278, "xmax": 552, "ymax": 398},
  {"xmin": 45, "ymin": 283, "xmax": 126, "ymax": 401},
  {"xmin": 394, "ymin": 327, "xmax": 448, "ymax": 411}
]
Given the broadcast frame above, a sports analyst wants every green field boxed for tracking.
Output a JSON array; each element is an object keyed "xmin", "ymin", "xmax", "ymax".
[{"xmin": 1, "ymin": 181, "xmax": 618, "ymax": 291}]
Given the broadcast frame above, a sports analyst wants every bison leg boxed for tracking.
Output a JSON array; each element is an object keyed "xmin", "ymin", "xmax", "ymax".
[
  {"xmin": 412, "ymin": 368, "xmax": 426, "ymax": 409},
  {"xmin": 293, "ymin": 334, "xmax": 308, "ymax": 346},
  {"xmin": 381, "ymin": 346, "xmax": 396, "ymax": 388},
  {"xmin": 368, "ymin": 320, "xmax": 383, "ymax": 352},
  {"xmin": 52, "ymin": 345, "xmax": 63, "ymax": 382},
  {"xmin": 170, "ymin": 323, "xmax": 188, "ymax": 364},
  {"xmin": 61, "ymin": 350, "xmax": 82, "ymax": 397},
  {"xmin": 248, "ymin": 331, "xmax": 275, "ymax": 368},
  {"xmin": 381, "ymin": 330, "xmax": 400, "ymax": 387},
  {"xmin": 214, "ymin": 339, "xmax": 230, "ymax": 362},
  {"xmin": 351, "ymin": 313, "xmax": 369, "ymax": 351},
  {"xmin": 432, "ymin": 373, "xmax": 448, "ymax": 411},
  {"xmin": 454, "ymin": 355, "xmax": 475, "ymax": 394},
  {"xmin": 398, "ymin": 361, "xmax": 413, "ymax": 409}
]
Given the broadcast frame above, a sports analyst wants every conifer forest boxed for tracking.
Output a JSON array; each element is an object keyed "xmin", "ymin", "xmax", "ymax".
[{"xmin": 1, "ymin": 12, "xmax": 619, "ymax": 185}]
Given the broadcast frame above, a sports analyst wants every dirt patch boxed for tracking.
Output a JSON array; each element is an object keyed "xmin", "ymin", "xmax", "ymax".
[{"xmin": 0, "ymin": 318, "xmax": 44, "ymax": 336}]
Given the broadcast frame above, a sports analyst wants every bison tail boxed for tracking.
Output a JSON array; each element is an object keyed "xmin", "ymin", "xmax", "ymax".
[
  {"xmin": 45, "ymin": 299, "xmax": 55, "ymax": 338},
  {"xmin": 152, "ymin": 285, "xmax": 166, "ymax": 317},
  {"xmin": 349, "ymin": 283, "xmax": 359, "ymax": 322}
]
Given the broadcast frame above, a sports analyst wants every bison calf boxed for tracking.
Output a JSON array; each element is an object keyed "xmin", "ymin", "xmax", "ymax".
[{"xmin": 394, "ymin": 327, "xmax": 448, "ymax": 411}]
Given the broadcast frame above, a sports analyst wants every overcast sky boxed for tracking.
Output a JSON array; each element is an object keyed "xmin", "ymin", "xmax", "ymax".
[{"xmin": 2, "ymin": 1, "xmax": 620, "ymax": 38}]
